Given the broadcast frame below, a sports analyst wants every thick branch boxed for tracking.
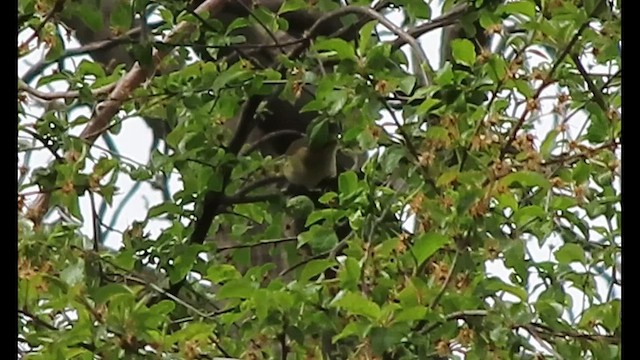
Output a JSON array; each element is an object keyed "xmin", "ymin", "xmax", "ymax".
[{"xmin": 26, "ymin": 0, "xmax": 232, "ymax": 226}]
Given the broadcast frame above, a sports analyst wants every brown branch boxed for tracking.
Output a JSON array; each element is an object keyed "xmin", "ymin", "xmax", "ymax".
[
  {"xmin": 541, "ymin": 139, "xmax": 619, "ymax": 166},
  {"xmin": 303, "ymin": 6, "xmax": 430, "ymax": 85},
  {"xmin": 429, "ymin": 249, "xmax": 459, "ymax": 309},
  {"xmin": 229, "ymin": 176, "xmax": 287, "ymax": 199},
  {"xmin": 25, "ymin": 0, "xmax": 232, "ymax": 227},
  {"xmin": 18, "ymin": 127, "xmax": 64, "ymax": 161},
  {"xmin": 571, "ymin": 53, "xmax": 608, "ymax": 111},
  {"xmin": 20, "ymin": 21, "xmax": 165, "ymax": 84},
  {"xmin": 18, "ymin": 79, "xmax": 116, "ymax": 100},
  {"xmin": 215, "ymin": 237, "xmax": 297, "ymax": 251},
  {"xmin": 392, "ymin": 3, "xmax": 469, "ymax": 50},
  {"xmin": 521, "ymin": 324, "xmax": 565, "ymax": 359},
  {"xmin": 500, "ymin": 20, "xmax": 592, "ymax": 159},
  {"xmin": 420, "ymin": 309, "xmax": 488, "ymax": 334},
  {"xmin": 517, "ymin": 322, "xmax": 620, "ymax": 345},
  {"xmin": 240, "ymin": 130, "xmax": 304, "ymax": 156}
]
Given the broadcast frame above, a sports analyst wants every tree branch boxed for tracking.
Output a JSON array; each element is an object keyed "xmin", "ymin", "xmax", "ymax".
[
  {"xmin": 571, "ymin": 53, "xmax": 608, "ymax": 111},
  {"xmin": 500, "ymin": 20, "xmax": 592, "ymax": 159},
  {"xmin": 18, "ymin": 78, "xmax": 116, "ymax": 100},
  {"xmin": 25, "ymin": 0, "xmax": 232, "ymax": 227},
  {"xmin": 20, "ymin": 20, "xmax": 165, "ymax": 84}
]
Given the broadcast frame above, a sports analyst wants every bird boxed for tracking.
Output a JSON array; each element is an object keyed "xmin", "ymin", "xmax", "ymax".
[{"xmin": 283, "ymin": 136, "xmax": 339, "ymax": 189}]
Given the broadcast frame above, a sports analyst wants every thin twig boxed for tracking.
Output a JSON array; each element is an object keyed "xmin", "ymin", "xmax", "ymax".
[
  {"xmin": 420, "ymin": 309, "xmax": 488, "ymax": 334},
  {"xmin": 429, "ymin": 249, "xmax": 459, "ymax": 309},
  {"xmin": 571, "ymin": 53, "xmax": 608, "ymax": 111},
  {"xmin": 20, "ymin": 20, "xmax": 165, "ymax": 84},
  {"xmin": 307, "ymin": 6, "xmax": 431, "ymax": 85},
  {"xmin": 88, "ymin": 192, "xmax": 104, "ymax": 280},
  {"xmin": 524, "ymin": 322, "xmax": 620, "ymax": 345},
  {"xmin": 241, "ymin": 130, "xmax": 304, "ymax": 156},
  {"xmin": 394, "ymin": 3, "xmax": 469, "ymax": 49},
  {"xmin": 231, "ymin": 0, "xmax": 286, "ymax": 55},
  {"xmin": 228, "ymin": 176, "xmax": 287, "ymax": 200},
  {"xmin": 522, "ymin": 324, "xmax": 565, "ymax": 360},
  {"xmin": 18, "ymin": 310, "xmax": 97, "ymax": 351},
  {"xmin": 216, "ymin": 237, "xmax": 297, "ymax": 251},
  {"xmin": 501, "ymin": 19, "xmax": 593, "ymax": 159},
  {"xmin": 18, "ymin": 127, "xmax": 64, "ymax": 161},
  {"xmin": 18, "ymin": 79, "xmax": 116, "ymax": 101}
]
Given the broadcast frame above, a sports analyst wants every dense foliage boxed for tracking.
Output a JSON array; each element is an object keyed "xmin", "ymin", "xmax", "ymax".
[{"xmin": 18, "ymin": 0, "xmax": 620, "ymax": 359}]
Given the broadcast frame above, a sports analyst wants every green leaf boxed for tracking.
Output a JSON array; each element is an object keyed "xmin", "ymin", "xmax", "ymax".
[
  {"xmin": 410, "ymin": 232, "xmax": 450, "ymax": 266},
  {"xmin": 339, "ymin": 257, "xmax": 361, "ymax": 289},
  {"xmin": 206, "ymin": 264, "xmax": 241, "ymax": 283},
  {"xmin": 496, "ymin": 193, "xmax": 518, "ymax": 210},
  {"xmin": 435, "ymin": 62, "xmax": 454, "ymax": 85},
  {"xmin": 554, "ymin": 243, "xmax": 586, "ymax": 264},
  {"xmin": 394, "ymin": 306, "xmax": 427, "ymax": 323},
  {"xmin": 332, "ymin": 291, "xmax": 381, "ymax": 320},
  {"xmin": 309, "ymin": 118, "xmax": 330, "ymax": 148},
  {"xmin": 550, "ymin": 196, "xmax": 577, "ymax": 211},
  {"xmin": 370, "ymin": 326, "xmax": 405, "ymax": 355},
  {"xmin": 77, "ymin": 60, "xmax": 106, "ymax": 79},
  {"xmin": 572, "ymin": 160, "xmax": 591, "ymax": 184},
  {"xmin": 216, "ymin": 279, "xmax": 257, "ymax": 300},
  {"xmin": 499, "ymin": 1, "xmax": 536, "ymax": 18},
  {"xmin": 278, "ymin": 0, "xmax": 308, "ymax": 14},
  {"xmin": 339, "ymin": 171, "xmax": 359, "ymax": 196},
  {"xmin": 72, "ymin": 3, "xmax": 104, "ymax": 32},
  {"xmin": 112, "ymin": 248, "xmax": 136, "ymax": 271},
  {"xmin": 305, "ymin": 208, "xmax": 345, "ymax": 227},
  {"xmin": 399, "ymin": 76, "xmax": 417, "ymax": 95},
  {"xmin": 332, "ymin": 321, "xmax": 371, "ymax": 343},
  {"xmin": 358, "ymin": 21, "xmax": 377, "ymax": 55},
  {"xmin": 110, "ymin": 1, "xmax": 132, "ymax": 29},
  {"xmin": 504, "ymin": 241, "xmax": 527, "ymax": 282},
  {"xmin": 539, "ymin": 129, "xmax": 560, "ymax": 160},
  {"xmin": 403, "ymin": 0, "xmax": 431, "ymax": 19},
  {"xmin": 585, "ymin": 103, "xmax": 610, "ymax": 143},
  {"xmin": 168, "ymin": 245, "xmax": 203, "ymax": 284},
  {"xmin": 313, "ymin": 38, "xmax": 356, "ymax": 60},
  {"xmin": 513, "ymin": 205, "xmax": 546, "ymax": 227},
  {"xmin": 436, "ymin": 170, "xmax": 459, "ymax": 187},
  {"xmin": 416, "ymin": 98, "xmax": 441, "ymax": 115},
  {"xmin": 327, "ymin": 89, "xmax": 349, "ymax": 115},
  {"xmin": 500, "ymin": 171, "xmax": 550, "ymax": 190},
  {"xmin": 298, "ymin": 225, "xmax": 339, "ymax": 253},
  {"xmin": 91, "ymin": 284, "xmax": 134, "ymax": 304},
  {"xmin": 60, "ymin": 259, "xmax": 85, "ymax": 286},
  {"xmin": 169, "ymin": 322, "xmax": 215, "ymax": 343},
  {"xmin": 149, "ymin": 300, "xmax": 176, "ymax": 316},
  {"xmin": 148, "ymin": 202, "xmax": 182, "ymax": 218},
  {"xmin": 300, "ymin": 259, "xmax": 336, "ymax": 281},
  {"xmin": 212, "ymin": 66, "xmax": 251, "ymax": 92},
  {"xmin": 481, "ymin": 277, "xmax": 528, "ymax": 302},
  {"xmin": 451, "ymin": 39, "xmax": 476, "ymax": 67}
]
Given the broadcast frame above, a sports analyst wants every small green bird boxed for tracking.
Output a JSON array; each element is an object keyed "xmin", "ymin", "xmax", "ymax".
[{"xmin": 283, "ymin": 137, "xmax": 339, "ymax": 189}]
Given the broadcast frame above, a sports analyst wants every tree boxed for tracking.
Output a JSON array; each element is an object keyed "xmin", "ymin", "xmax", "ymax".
[{"xmin": 18, "ymin": 0, "xmax": 621, "ymax": 359}]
